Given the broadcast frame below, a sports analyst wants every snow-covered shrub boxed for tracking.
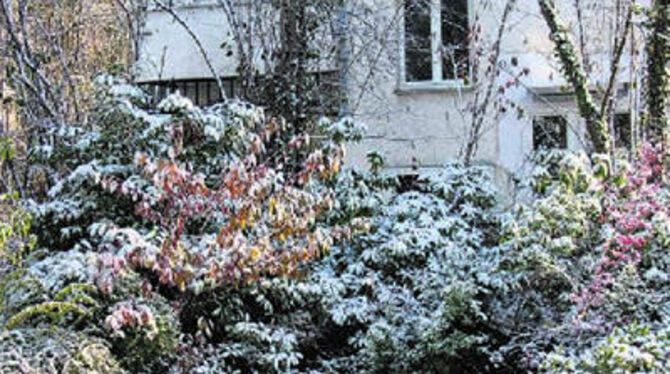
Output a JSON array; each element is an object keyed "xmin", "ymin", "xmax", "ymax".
[
  {"xmin": 529, "ymin": 149, "xmax": 599, "ymax": 194},
  {"xmin": 0, "ymin": 249, "xmax": 98, "ymax": 327},
  {"xmin": 496, "ymin": 144, "xmax": 670, "ymax": 370},
  {"xmin": 500, "ymin": 151, "xmax": 602, "ymax": 304},
  {"xmin": 323, "ymin": 116, "xmax": 368, "ymax": 143},
  {"xmin": 327, "ymin": 165, "xmax": 397, "ymax": 224},
  {"xmin": 0, "ymin": 194, "xmax": 36, "ymax": 274},
  {"xmin": 94, "ymin": 271, "xmax": 180, "ymax": 373},
  {"xmin": 166, "ymin": 161, "xmax": 393, "ymax": 373},
  {"xmin": 11, "ymin": 75, "xmax": 670, "ymax": 373},
  {"xmin": 29, "ymin": 77, "xmax": 348, "ymax": 292},
  {"xmin": 0, "ymin": 249, "xmax": 178, "ymax": 372},
  {"xmin": 307, "ymin": 162, "xmax": 506, "ymax": 373},
  {"xmin": 542, "ymin": 323, "xmax": 670, "ymax": 373},
  {"xmin": 8, "ymin": 78, "xmax": 351, "ymax": 372},
  {"xmin": 104, "ymin": 299, "xmax": 178, "ymax": 372},
  {"xmin": 172, "ymin": 275, "xmax": 339, "ymax": 372},
  {"xmin": 0, "ymin": 327, "xmax": 123, "ymax": 373},
  {"xmin": 166, "ymin": 161, "xmax": 508, "ymax": 373}
]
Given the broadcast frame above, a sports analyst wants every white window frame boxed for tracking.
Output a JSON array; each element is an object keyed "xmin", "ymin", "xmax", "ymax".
[{"xmin": 397, "ymin": 0, "xmax": 472, "ymax": 92}]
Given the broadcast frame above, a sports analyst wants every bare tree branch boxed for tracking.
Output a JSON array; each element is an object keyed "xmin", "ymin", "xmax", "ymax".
[
  {"xmin": 463, "ymin": 0, "xmax": 517, "ymax": 165},
  {"xmin": 600, "ymin": 0, "xmax": 634, "ymax": 124}
]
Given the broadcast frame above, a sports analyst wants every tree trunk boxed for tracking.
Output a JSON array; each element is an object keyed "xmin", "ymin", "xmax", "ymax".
[
  {"xmin": 646, "ymin": 0, "xmax": 670, "ymax": 142},
  {"xmin": 538, "ymin": 0, "xmax": 611, "ymax": 154}
]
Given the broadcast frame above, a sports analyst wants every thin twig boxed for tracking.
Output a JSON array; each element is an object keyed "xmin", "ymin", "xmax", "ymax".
[{"xmin": 153, "ymin": 0, "xmax": 226, "ymax": 100}]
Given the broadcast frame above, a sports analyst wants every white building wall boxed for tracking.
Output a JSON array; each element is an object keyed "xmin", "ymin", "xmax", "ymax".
[
  {"xmin": 136, "ymin": 0, "xmax": 646, "ymax": 188},
  {"xmin": 136, "ymin": 2, "xmax": 238, "ymax": 80}
]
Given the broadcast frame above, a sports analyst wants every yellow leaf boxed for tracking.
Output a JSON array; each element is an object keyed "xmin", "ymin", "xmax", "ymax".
[{"xmin": 250, "ymin": 247, "xmax": 261, "ymax": 261}]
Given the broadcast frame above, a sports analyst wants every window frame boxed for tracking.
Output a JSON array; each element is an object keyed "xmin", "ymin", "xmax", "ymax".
[{"xmin": 398, "ymin": 0, "xmax": 472, "ymax": 92}]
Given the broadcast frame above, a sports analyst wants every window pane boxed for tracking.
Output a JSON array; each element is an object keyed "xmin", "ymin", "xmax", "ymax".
[
  {"xmin": 209, "ymin": 80, "xmax": 223, "ymax": 104},
  {"xmin": 194, "ymin": 80, "xmax": 208, "ymax": 106},
  {"xmin": 533, "ymin": 116, "xmax": 567, "ymax": 150},
  {"xmin": 169, "ymin": 81, "xmax": 179, "ymax": 96},
  {"xmin": 157, "ymin": 84, "xmax": 167, "ymax": 103},
  {"xmin": 614, "ymin": 113, "xmax": 632, "ymax": 149},
  {"xmin": 405, "ymin": 0, "xmax": 432, "ymax": 82},
  {"xmin": 441, "ymin": 0, "xmax": 469, "ymax": 80},
  {"xmin": 229, "ymin": 78, "xmax": 237, "ymax": 99},
  {"xmin": 185, "ymin": 81, "xmax": 198, "ymax": 104}
]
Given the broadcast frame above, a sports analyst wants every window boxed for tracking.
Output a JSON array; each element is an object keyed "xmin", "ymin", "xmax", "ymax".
[
  {"xmin": 404, "ymin": 0, "xmax": 469, "ymax": 83},
  {"xmin": 533, "ymin": 115, "xmax": 567, "ymax": 150},
  {"xmin": 613, "ymin": 113, "xmax": 632, "ymax": 149},
  {"xmin": 139, "ymin": 78, "xmax": 232, "ymax": 107},
  {"xmin": 138, "ymin": 71, "xmax": 340, "ymax": 116}
]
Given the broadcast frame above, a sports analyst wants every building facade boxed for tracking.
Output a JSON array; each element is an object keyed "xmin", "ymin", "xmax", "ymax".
[{"xmin": 136, "ymin": 0, "xmax": 644, "ymax": 187}]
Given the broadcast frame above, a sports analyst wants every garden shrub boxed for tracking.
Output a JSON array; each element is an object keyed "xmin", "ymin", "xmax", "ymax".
[
  {"xmin": 0, "ymin": 193, "xmax": 36, "ymax": 274},
  {"xmin": 97, "ymin": 271, "xmax": 180, "ymax": 373},
  {"xmin": 4, "ymin": 76, "xmax": 670, "ymax": 373},
  {"xmin": 0, "ymin": 327, "xmax": 123, "ymax": 373},
  {"xmin": 306, "ymin": 163, "xmax": 508, "ymax": 373},
  {"xmin": 0, "ymin": 249, "xmax": 179, "ymax": 372},
  {"xmin": 28, "ymin": 76, "xmax": 352, "ymax": 292},
  {"xmin": 169, "ymin": 162, "xmax": 509, "ymax": 373},
  {"xmin": 542, "ymin": 323, "xmax": 670, "ymax": 373},
  {"xmin": 495, "ymin": 145, "xmax": 670, "ymax": 370},
  {"xmin": 3, "ymin": 77, "xmax": 354, "ymax": 373},
  {"xmin": 0, "ymin": 250, "xmax": 98, "ymax": 327}
]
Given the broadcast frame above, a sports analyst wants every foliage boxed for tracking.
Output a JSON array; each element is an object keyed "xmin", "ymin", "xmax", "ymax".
[
  {"xmin": 542, "ymin": 323, "xmax": 670, "ymax": 373},
  {"xmin": 0, "ymin": 0, "xmax": 139, "ymax": 196},
  {"xmin": 0, "ymin": 327, "xmax": 123, "ymax": 373},
  {"xmin": 0, "ymin": 233, "xmax": 178, "ymax": 372},
  {"xmin": 168, "ymin": 161, "xmax": 507, "ymax": 373},
  {"xmin": 176, "ymin": 279, "xmax": 332, "ymax": 373},
  {"xmin": 5, "ymin": 300, "xmax": 91, "ymax": 329},
  {"xmin": 0, "ymin": 250, "xmax": 97, "ymax": 325},
  {"xmin": 495, "ymin": 144, "xmax": 670, "ymax": 370},
  {"xmin": 4, "ymin": 77, "xmax": 670, "ymax": 373},
  {"xmin": 0, "ymin": 193, "xmax": 35, "ymax": 270},
  {"xmin": 104, "ymin": 296, "xmax": 179, "ymax": 373},
  {"xmin": 307, "ymin": 163, "xmax": 505, "ymax": 373},
  {"xmin": 2, "ymin": 78, "xmax": 351, "ymax": 372}
]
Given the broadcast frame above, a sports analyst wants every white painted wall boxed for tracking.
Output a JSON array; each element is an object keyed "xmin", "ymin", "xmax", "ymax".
[
  {"xmin": 136, "ymin": 0, "xmax": 646, "ymax": 188},
  {"xmin": 136, "ymin": 2, "xmax": 238, "ymax": 80}
]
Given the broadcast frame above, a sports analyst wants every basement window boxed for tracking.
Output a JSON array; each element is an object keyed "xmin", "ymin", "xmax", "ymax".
[
  {"xmin": 139, "ymin": 78, "xmax": 234, "ymax": 107},
  {"xmin": 533, "ymin": 115, "xmax": 567, "ymax": 150},
  {"xmin": 139, "ymin": 71, "xmax": 340, "ymax": 116},
  {"xmin": 403, "ymin": 0, "xmax": 469, "ymax": 83}
]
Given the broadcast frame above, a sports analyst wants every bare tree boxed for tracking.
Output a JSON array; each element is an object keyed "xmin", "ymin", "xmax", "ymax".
[
  {"xmin": 216, "ymin": 0, "xmax": 342, "ymax": 128},
  {"xmin": 537, "ymin": 0, "xmax": 614, "ymax": 155},
  {"xmin": 0, "ymin": 0, "xmax": 137, "ymax": 195},
  {"xmin": 115, "ymin": 0, "xmax": 149, "ymax": 72},
  {"xmin": 152, "ymin": 0, "xmax": 226, "ymax": 99},
  {"xmin": 462, "ymin": 0, "xmax": 517, "ymax": 165}
]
